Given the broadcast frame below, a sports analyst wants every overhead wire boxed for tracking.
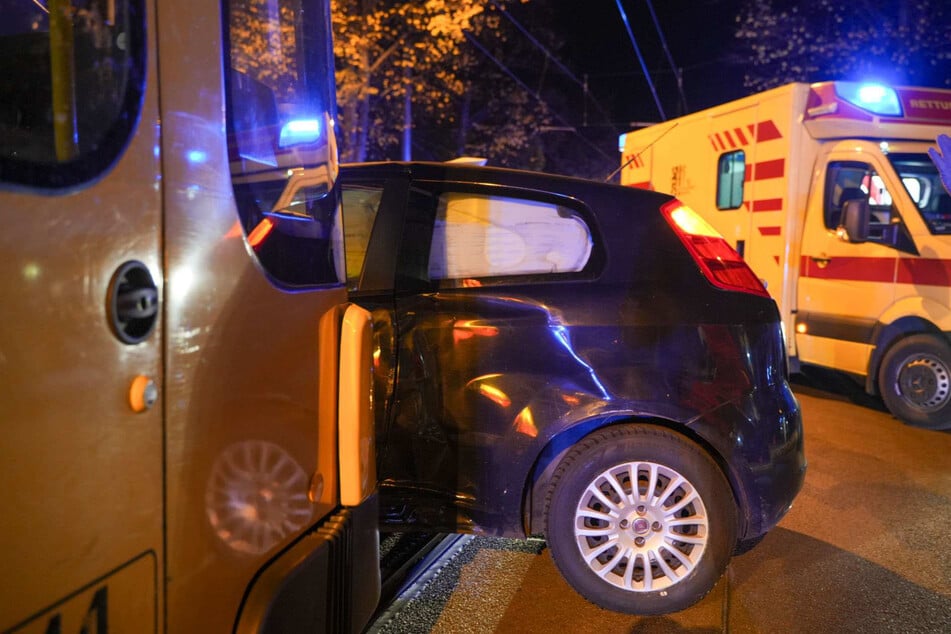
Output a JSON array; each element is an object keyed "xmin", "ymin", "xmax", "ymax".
[
  {"xmin": 486, "ymin": 0, "xmax": 619, "ymax": 133},
  {"xmin": 614, "ymin": 0, "xmax": 666, "ymax": 120},
  {"xmin": 644, "ymin": 0, "xmax": 688, "ymax": 113},
  {"xmin": 463, "ymin": 32, "xmax": 616, "ymax": 163}
]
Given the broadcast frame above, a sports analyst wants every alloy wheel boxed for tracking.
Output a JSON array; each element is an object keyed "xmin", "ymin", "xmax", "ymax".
[{"xmin": 573, "ymin": 460, "xmax": 709, "ymax": 592}]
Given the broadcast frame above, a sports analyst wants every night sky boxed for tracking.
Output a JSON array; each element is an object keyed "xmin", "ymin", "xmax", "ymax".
[
  {"xmin": 512, "ymin": 0, "xmax": 749, "ymax": 132},
  {"xmin": 461, "ymin": 0, "xmax": 753, "ymax": 176},
  {"xmin": 490, "ymin": 0, "xmax": 749, "ymax": 150},
  {"xmin": 518, "ymin": 0, "xmax": 951, "ymax": 135}
]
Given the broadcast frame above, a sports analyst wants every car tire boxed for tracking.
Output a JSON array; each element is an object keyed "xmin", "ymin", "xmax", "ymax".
[
  {"xmin": 544, "ymin": 425, "xmax": 737, "ymax": 615},
  {"xmin": 878, "ymin": 334, "xmax": 951, "ymax": 430}
]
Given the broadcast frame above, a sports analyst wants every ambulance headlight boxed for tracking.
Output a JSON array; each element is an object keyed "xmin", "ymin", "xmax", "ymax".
[{"xmin": 835, "ymin": 82, "xmax": 902, "ymax": 116}]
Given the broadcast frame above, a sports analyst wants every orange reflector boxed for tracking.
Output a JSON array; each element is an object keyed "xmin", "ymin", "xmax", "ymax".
[{"xmin": 247, "ymin": 218, "xmax": 275, "ymax": 249}]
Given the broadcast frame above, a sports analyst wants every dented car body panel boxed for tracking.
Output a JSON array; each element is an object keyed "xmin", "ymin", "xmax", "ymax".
[{"xmin": 340, "ymin": 161, "xmax": 805, "ymax": 544}]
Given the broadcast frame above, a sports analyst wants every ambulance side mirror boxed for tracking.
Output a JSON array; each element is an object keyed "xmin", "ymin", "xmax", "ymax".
[{"xmin": 837, "ymin": 198, "xmax": 870, "ymax": 243}]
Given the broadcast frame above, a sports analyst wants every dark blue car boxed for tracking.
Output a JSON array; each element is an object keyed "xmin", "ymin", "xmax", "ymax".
[{"xmin": 340, "ymin": 161, "xmax": 806, "ymax": 615}]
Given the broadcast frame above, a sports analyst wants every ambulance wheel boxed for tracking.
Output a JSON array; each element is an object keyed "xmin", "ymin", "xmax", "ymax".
[
  {"xmin": 544, "ymin": 425, "xmax": 736, "ymax": 615},
  {"xmin": 879, "ymin": 334, "xmax": 951, "ymax": 430}
]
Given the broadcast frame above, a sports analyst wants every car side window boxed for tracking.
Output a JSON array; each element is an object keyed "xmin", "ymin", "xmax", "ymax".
[
  {"xmin": 427, "ymin": 191, "xmax": 593, "ymax": 282},
  {"xmin": 341, "ymin": 185, "xmax": 384, "ymax": 289}
]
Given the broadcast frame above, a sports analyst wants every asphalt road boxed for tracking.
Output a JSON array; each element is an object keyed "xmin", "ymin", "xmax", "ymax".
[{"xmin": 368, "ymin": 378, "xmax": 951, "ymax": 633}]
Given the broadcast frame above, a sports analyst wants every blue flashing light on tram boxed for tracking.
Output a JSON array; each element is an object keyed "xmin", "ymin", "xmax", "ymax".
[{"xmin": 279, "ymin": 118, "xmax": 321, "ymax": 147}]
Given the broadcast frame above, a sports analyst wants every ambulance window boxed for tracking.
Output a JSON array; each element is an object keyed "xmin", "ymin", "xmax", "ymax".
[
  {"xmin": 825, "ymin": 162, "xmax": 866, "ymax": 229},
  {"xmin": 0, "ymin": 0, "xmax": 146, "ymax": 190},
  {"xmin": 824, "ymin": 161, "xmax": 896, "ymax": 238},
  {"xmin": 889, "ymin": 152, "xmax": 951, "ymax": 235},
  {"xmin": 716, "ymin": 151, "xmax": 745, "ymax": 210},
  {"xmin": 427, "ymin": 192, "xmax": 593, "ymax": 283},
  {"xmin": 901, "ymin": 177, "xmax": 924, "ymax": 204}
]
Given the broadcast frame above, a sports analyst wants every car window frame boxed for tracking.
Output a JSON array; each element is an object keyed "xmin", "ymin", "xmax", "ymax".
[
  {"xmin": 399, "ymin": 178, "xmax": 605, "ymax": 292},
  {"xmin": 341, "ymin": 173, "xmax": 412, "ymax": 295},
  {"xmin": 342, "ymin": 170, "xmax": 608, "ymax": 297}
]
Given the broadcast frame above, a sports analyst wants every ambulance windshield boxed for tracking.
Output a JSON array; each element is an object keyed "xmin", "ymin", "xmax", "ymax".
[{"xmin": 888, "ymin": 153, "xmax": 951, "ymax": 235}]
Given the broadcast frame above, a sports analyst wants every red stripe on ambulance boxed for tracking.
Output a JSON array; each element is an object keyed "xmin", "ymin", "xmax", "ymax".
[
  {"xmin": 623, "ymin": 154, "xmax": 644, "ymax": 169},
  {"xmin": 800, "ymin": 256, "xmax": 895, "ymax": 283},
  {"xmin": 751, "ymin": 198, "xmax": 783, "ymax": 212},
  {"xmin": 800, "ymin": 256, "xmax": 951, "ymax": 288},
  {"xmin": 758, "ymin": 226, "xmax": 781, "ymax": 236},
  {"xmin": 723, "ymin": 130, "xmax": 737, "ymax": 148},
  {"xmin": 755, "ymin": 120, "xmax": 782, "ymax": 142},
  {"xmin": 624, "ymin": 181, "xmax": 653, "ymax": 190},
  {"xmin": 753, "ymin": 158, "xmax": 785, "ymax": 180},
  {"xmin": 897, "ymin": 259, "xmax": 951, "ymax": 286}
]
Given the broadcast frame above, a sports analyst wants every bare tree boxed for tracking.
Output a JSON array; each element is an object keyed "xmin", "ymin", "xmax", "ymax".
[{"xmin": 736, "ymin": 0, "xmax": 951, "ymax": 92}]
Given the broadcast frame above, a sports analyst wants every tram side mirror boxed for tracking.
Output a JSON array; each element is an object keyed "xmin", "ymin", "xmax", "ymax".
[
  {"xmin": 229, "ymin": 69, "xmax": 281, "ymax": 168},
  {"xmin": 268, "ymin": 111, "xmax": 338, "ymax": 219},
  {"xmin": 270, "ymin": 164, "xmax": 333, "ymax": 219},
  {"xmin": 837, "ymin": 198, "xmax": 870, "ymax": 243}
]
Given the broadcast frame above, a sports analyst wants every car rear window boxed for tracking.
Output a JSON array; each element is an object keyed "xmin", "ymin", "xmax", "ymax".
[{"xmin": 428, "ymin": 192, "xmax": 593, "ymax": 280}]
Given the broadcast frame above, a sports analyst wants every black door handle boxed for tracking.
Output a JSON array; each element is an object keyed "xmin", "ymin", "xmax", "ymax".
[
  {"xmin": 117, "ymin": 286, "xmax": 158, "ymax": 321},
  {"xmin": 108, "ymin": 260, "xmax": 159, "ymax": 344}
]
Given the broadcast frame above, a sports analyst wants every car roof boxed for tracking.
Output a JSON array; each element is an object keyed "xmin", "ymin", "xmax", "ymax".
[{"xmin": 338, "ymin": 161, "xmax": 674, "ymax": 206}]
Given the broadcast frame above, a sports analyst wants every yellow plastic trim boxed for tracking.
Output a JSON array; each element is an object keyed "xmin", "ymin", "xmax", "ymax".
[{"xmin": 338, "ymin": 304, "xmax": 376, "ymax": 506}]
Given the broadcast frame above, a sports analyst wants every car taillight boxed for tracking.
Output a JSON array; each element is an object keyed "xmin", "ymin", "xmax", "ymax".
[{"xmin": 661, "ymin": 199, "xmax": 770, "ymax": 298}]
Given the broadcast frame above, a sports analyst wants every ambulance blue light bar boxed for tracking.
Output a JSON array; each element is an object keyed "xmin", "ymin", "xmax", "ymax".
[{"xmin": 834, "ymin": 82, "xmax": 902, "ymax": 116}]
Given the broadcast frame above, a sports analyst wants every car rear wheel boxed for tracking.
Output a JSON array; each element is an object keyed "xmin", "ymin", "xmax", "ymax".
[
  {"xmin": 544, "ymin": 425, "xmax": 737, "ymax": 615},
  {"xmin": 879, "ymin": 334, "xmax": 951, "ymax": 430}
]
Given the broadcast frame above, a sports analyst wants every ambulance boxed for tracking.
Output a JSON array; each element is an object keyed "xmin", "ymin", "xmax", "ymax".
[{"xmin": 619, "ymin": 81, "xmax": 951, "ymax": 429}]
